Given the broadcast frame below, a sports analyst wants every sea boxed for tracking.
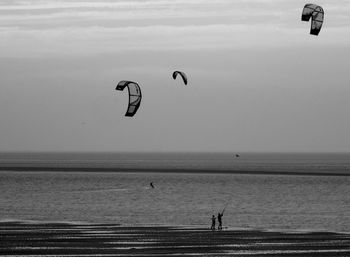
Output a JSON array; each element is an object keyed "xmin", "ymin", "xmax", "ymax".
[{"xmin": 0, "ymin": 152, "xmax": 349, "ymax": 233}]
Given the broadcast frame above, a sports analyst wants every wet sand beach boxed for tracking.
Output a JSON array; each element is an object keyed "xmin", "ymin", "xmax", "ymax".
[{"xmin": 1, "ymin": 222, "xmax": 350, "ymax": 256}]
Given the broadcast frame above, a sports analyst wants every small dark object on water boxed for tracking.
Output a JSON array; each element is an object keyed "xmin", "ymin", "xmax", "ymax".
[{"xmin": 150, "ymin": 182, "xmax": 154, "ymax": 188}]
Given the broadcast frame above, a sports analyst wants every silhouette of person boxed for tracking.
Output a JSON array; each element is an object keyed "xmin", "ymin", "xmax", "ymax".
[
  {"xmin": 217, "ymin": 212, "xmax": 223, "ymax": 230},
  {"xmin": 211, "ymin": 215, "xmax": 216, "ymax": 230},
  {"xmin": 150, "ymin": 182, "xmax": 154, "ymax": 188}
]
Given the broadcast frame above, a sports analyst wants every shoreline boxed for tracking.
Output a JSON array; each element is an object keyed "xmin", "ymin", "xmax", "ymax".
[
  {"xmin": 1, "ymin": 221, "xmax": 350, "ymax": 256},
  {"xmin": 1, "ymin": 220, "xmax": 350, "ymax": 235}
]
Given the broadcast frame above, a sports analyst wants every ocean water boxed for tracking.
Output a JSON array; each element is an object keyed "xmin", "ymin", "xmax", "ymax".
[{"xmin": 0, "ymin": 153, "xmax": 349, "ymax": 232}]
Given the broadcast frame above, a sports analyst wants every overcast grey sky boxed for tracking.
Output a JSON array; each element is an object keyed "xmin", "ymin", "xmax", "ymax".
[{"xmin": 0, "ymin": 0, "xmax": 350, "ymax": 152}]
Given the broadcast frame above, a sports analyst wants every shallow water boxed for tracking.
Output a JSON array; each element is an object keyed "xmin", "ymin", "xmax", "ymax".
[{"xmin": 0, "ymin": 153, "xmax": 349, "ymax": 232}]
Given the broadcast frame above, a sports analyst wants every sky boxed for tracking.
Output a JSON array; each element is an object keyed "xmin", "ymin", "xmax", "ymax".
[{"xmin": 0, "ymin": 0, "xmax": 350, "ymax": 153}]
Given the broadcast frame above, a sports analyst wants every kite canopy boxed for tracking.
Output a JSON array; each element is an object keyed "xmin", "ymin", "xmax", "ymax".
[
  {"xmin": 302, "ymin": 4, "xmax": 324, "ymax": 36},
  {"xmin": 116, "ymin": 80, "xmax": 142, "ymax": 117},
  {"xmin": 172, "ymin": 71, "xmax": 188, "ymax": 85}
]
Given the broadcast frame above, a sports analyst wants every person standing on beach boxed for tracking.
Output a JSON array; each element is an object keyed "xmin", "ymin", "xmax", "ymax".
[
  {"xmin": 217, "ymin": 212, "xmax": 223, "ymax": 230},
  {"xmin": 211, "ymin": 215, "xmax": 216, "ymax": 230}
]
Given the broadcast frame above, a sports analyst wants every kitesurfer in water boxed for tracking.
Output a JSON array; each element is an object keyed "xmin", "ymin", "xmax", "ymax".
[
  {"xmin": 211, "ymin": 215, "xmax": 216, "ymax": 230},
  {"xmin": 218, "ymin": 212, "xmax": 223, "ymax": 230},
  {"xmin": 150, "ymin": 182, "xmax": 154, "ymax": 188}
]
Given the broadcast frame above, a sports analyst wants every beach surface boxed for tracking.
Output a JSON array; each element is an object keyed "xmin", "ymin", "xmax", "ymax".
[{"xmin": 1, "ymin": 221, "xmax": 350, "ymax": 256}]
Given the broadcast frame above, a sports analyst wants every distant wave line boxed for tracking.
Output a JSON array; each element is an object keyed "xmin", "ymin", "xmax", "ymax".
[{"xmin": 1, "ymin": 166, "xmax": 350, "ymax": 177}]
